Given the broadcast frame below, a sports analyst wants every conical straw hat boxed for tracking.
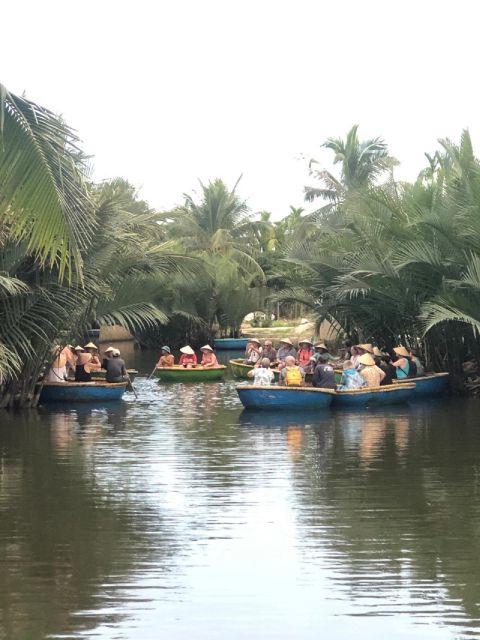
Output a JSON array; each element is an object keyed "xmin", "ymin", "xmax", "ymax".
[
  {"xmin": 248, "ymin": 338, "xmax": 261, "ymax": 345},
  {"xmin": 373, "ymin": 347, "xmax": 383, "ymax": 357},
  {"xmin": 84, "ymin": 342, "xmax": 98, "ymax": 349},
  {"xmin": 358, "ymin": 353, "xmax": 375, "ymax": 366},
  {"xmin": 280, "ymin": 338, "xmax": 293, "ymax": 345},
  {"xmin": 394, "ymin": 346, "xmax": 410, "ymax": 358},
  {"xmin": 200, "ymin": 344, "xmax": 213, "ymax": 351},
  {"xmin": 299, "ymin": 339, "xmax": 313, "ymax": 346},
  {"xmin": 315, "ymin": 342, "xmax": 327, "ymax": 350},
  {"xmin": 180, "ymin": 345, "xmax": 195, "ymax": 355},
  {"xmin": 74, "ymin": 345, "xmax": 84, "ymax": 352},
  {"xmin": 357, "ymin": 343, "xmax": 374, "ymax": 354}
]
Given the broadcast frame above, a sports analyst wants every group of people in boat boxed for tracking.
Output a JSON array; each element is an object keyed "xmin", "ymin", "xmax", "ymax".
[
  {"xmin": 244, "ymin": 338, "xmax": 425, "ymax": 389},
  {"xmin": 47, "ymin": 343, "xmax": 128, "ymax": 384},
  {"xmin": 155, "ymin": 345, "xmax": 220, "ymax": 369}
]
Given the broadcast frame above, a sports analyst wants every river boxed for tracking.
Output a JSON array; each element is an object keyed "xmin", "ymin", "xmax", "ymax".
[{"xmin": 1, "ymin": 348, "xmax": 480, "ymax": 639}]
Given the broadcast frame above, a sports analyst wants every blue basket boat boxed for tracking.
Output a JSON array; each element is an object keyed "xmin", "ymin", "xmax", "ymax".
[
  {"xmin": 40, "ymin": 381, "xmax": 127, "ymax": 403},
  {"xmin": 394, "ymin": 373, "xmax": 449, "ymax": 397},
  {"xmin": 236, "ymin": 384, "xmax": 335, "ymax": 410},
  {"xmin": 333, "ymin": 383, "xmax": 416, "ymax": 408},
  {"xmin": 214, "ymin": 338, "xmax": 250, "ymax": 350}
]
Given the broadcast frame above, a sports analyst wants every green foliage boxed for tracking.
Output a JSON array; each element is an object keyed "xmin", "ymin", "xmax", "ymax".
[
  {"xmin": 0, "ymin": 84, "xmax": 93, "ymax": 279},
  {"xmin": 279, "ymin": 128, "xmax": 480, "ymax": 372}
]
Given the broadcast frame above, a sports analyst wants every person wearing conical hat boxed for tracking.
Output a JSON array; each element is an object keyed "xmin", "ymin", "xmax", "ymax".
[
  {"xmin": 298, "ymin": 339, "xmax": 315, "ymax": 369},
  {"xmin": 357, "ymin": 353, "xmax": 386, "ymax": 387},
  {"xmin": 200, "ymin": 344, "xmax": 219, "ymax": 368},
  {"xmin": 60, "ymin": 344, "xmax": 77, "ymax": 376},
  {"xmin": 45, "ymin": 345, "xmax": 68, "ymax": 383},
  {"xmin": 392, "ymin": 346, "xmax": 413, "ymax": 379},
  {"xmin": 245, "ymin": 338, "xmax": 262, "ymax": 365},
  {"xmin": 179, "ymin": 345, "xmax": 197, "ymax": 368},
  {"xmin": 277, "ymin": 338, "xmax": 297, "ymax": 365},
  {"xmin": 74, "ymin": 349, "xmax": 101, "ymax": 382},
  {"xmin": 310, "ymin": 341, "xmax": 335, "ymax": 367},
  {"xmin": 84, "ymin": 342, "xmax": 101, "ymax": 367},
  {"xmin": 156, "ymin": 346, "xmax": 174, "ymax": 368},
  {"xmin": 356, "ymin": 343, "xmax": 374, "ymax": 354}
]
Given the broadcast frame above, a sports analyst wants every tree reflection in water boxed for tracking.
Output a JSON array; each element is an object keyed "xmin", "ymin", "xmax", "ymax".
[{"xmin": 0, "ymin": 406, "xmax": 179, "ymax": 640}]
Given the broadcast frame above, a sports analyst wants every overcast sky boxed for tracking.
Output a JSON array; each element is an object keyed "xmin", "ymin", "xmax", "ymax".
[{"xmin": 2, "ymin": 0, "xmax": 479, "ymax": 218}]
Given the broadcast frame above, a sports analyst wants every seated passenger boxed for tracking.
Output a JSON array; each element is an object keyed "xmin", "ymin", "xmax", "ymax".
[
  {"xmin": 84, "ymin": 342, "xmax": 101, "ymax": 367},
  {"xmin": 200, "ymin": 345, "xmax": 219, "ymax": 368},
  {"xmin": 312, "ymin": 354, "xmax": 337, "ymax": 389},
  {"xmin": 104, "ymin": 348, "xmax": 127, "ymax": 382},
  {"xmin": 409, "ymin": 349, "xmax": 425, "ymax": 376},
  {"xmin": 262, "ymin": 340, "xmax": 277, "ymax": 363},
  {"xmin": 310, "ymin": 342, "xmax": 335, "ymax": 366},
  {"xmin": 62, "ymin": 344, "xmax": 76, "ymax": 377},
  {"xmin": 338, "ymin": 359, "xmax": 365, "ymax": 390},
  {"xmin": 102, "ymin": 346, "xmax": 115, "ymax": 369},
  {"xmin": 379, "ymin": 352, "xmax": 397, "ymax": 385},
  {"xmin": 277, "ymin": 339, "xmax": 297, "ymax": 370},
  {"xmin": 156, "ymin": 346, "xmax": 174, "ymax": 368},
  {"xmin": 298, "ymin": 340, "xmax": 314, "ymax": 369},
  {"xmin": 46, "ymin": 346, "xmax": 68, "ymax": 383},
  {"xmin": 391, "ymin": 346, "xmax": 412, "ymax": 378},
  {"xmin": 74, "ymin": 347, "xmax": 101, "ymax": 382},
  {"xmin": 279, "ymin": 355, "xmax": 304, "ymax": 386},
  {"xmin": 358, "ymin": 353, "xmax": 385, "ymax": 387},
  {"xmin": 247, "ymin": 357, "xmax": 275, "ymax": 385},
  {"xmin": 245, "ymin": 338, "xmax": 262, "ymax": 365},
  {"xmin": 179, "ymin": 346, "xmax": 197, "ymax": 368}
]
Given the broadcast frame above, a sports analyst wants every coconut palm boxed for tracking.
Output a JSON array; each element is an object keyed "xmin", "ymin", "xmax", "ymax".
[
  {"xmin": 281, "ymin": 130, "xmax": 480, "ymax": 371},
  {"xmin": 0, "ymin": 84, "xmax": 93, "ymax": 279},
  {"xmin": 304, "ymin": 125, "xmax": 396, "ymax": 217},
  {"xmin": 164, "ymin": 178, "xmax": 266, "ymax": 336}
]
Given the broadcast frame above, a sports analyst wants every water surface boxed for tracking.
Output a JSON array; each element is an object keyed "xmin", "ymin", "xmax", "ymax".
[{"xmin": 1, "ymin": 352, "xmax": 480, "ymax": 639}]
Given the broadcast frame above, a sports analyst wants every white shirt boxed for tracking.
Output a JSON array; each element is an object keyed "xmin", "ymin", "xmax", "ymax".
[{"xmin": 250, "ymin": 367, "xmax": 275, "ymax": 385}]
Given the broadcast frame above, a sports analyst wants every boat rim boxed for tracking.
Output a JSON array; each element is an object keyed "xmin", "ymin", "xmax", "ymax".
[
  {"xmin": 237, "ymin": 384, "xmax": 336, "ymax": 395},
  {"xmin": 157, "ymin": 365, "xmax": 227, "ymax": 371},
  {"xmin": 394, "ymin": 372, "xmax": 449, "ymax": 383},
  {"xmin": 42, "ymin": 381, "xmax": 127, "ymax": 388}
]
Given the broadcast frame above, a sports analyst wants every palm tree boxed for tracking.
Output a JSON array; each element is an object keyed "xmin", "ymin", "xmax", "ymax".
[
  {"xmin": 0, "ymin": 83, "xmax": 93, "ymax": 279},
  {"xmin": 304, "ymin": 125, "xmax": 396, "ymax": 215},
  {"xmin": 164, "ymin": 178, "xmax": 266, "ymax": 336}
]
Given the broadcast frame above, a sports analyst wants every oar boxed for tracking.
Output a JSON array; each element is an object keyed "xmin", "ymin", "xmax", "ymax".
[
  {"xmin": 147, "ymin": 365, "xmax": 158, "ymax": 380},
  {"xmin": 126, "ymin": 376, "xmax": 138, "ymax": 399}
]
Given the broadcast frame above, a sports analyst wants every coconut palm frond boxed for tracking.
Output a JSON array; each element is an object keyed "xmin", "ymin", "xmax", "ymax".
[{"xmin": 0, "ymin": 85, "xmax": 94, "ymax": 279}]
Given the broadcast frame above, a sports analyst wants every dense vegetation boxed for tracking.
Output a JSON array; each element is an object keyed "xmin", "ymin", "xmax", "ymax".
[{"xmin": 1, "ymin": 83, "xmax": 480, "ymax": 406}]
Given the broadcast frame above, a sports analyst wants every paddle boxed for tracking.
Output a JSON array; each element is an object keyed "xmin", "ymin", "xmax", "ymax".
[
  {"xmin": 147, "ymin": 365, "xmax": 157, "ymax": 380},
  {"xmin": 126, "ymin": 376, "xmax": 138, "ymax": 399}
]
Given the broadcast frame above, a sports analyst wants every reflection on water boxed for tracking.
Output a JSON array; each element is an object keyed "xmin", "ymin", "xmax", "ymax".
[{"xmin": 1, "ymin": 357, "xmax": 480, "ymax": 639}]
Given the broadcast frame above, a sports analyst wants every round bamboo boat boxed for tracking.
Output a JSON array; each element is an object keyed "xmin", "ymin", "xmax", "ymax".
[
  {"xmin": 236, "ymin": 384, "xmax": 336, "ymax": 410},
  {"xmin": 333, "ymin": 383, "xmax": 416, "ymax": 407},
  {"xmin": 393, "ymin": 372, "xmax": 449, "ymax": 397},
  {"xmin": 154, "ymin": 365, "xmax": 227, "ymax": 382},
  {"xmin": 40, "ymin": 381, "xmax": 127, "ymax": 403}
]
